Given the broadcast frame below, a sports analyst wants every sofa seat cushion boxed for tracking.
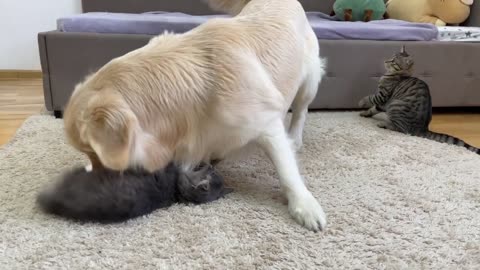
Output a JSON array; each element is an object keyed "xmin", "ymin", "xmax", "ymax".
[
  {"xmin": 57, "ymin": 12, "xmax": 438, "ymax": 41},
  {"xmin": 57, "ymin": 12, "xmax": 228, "ymax": 35}
]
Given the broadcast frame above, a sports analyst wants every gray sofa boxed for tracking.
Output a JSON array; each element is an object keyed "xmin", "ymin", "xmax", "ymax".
[{"xmin": 38, "ymin": 0, "xmax": 480, "ymax": 117}]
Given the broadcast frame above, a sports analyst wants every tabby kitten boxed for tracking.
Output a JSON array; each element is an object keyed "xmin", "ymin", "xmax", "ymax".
[
  {"xmin": 358, "ymin": 46, "xmax": 479, "ymax": 155},
  {"xmin": 37, "ymin": 163, "xmax": 233, "ymax": 223}
]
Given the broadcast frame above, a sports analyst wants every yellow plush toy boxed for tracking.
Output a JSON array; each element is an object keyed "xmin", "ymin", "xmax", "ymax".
[{"xmin": 386, "ymin": 0, "xmax": 473, "ymax": 26}]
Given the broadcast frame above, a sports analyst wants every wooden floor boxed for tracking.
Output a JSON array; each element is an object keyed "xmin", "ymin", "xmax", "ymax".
[
  {"xmin": 0, "ymin": 78, "xmax": 479, "ymax": 147},
  {"xmin": 0, "ymin": 79, "xmax": 45, "ymax": 146}
]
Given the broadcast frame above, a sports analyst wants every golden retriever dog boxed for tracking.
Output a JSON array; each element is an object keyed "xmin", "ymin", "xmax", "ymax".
[{"xmin": 64, "ymin": 0, "xmax": 327, "ymax": 231}]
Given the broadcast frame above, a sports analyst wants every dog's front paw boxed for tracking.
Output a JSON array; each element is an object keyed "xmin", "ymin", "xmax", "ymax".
[
  {"xmin": 292, "ymin": 137, "xmax": 303, "ymax": 152},
  {"xmin": 358, "ymin": 97, "xmax": 371, "ymax": 109},
  {"xmin": 288, "ymin": 191, "xmax": 327, "ymax": 232}
]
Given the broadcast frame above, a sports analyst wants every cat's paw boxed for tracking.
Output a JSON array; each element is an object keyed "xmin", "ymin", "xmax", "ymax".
[
  {"xmin": 288, "ymin": 191, "xmax": 327, "ymax": 232},
  {"xmin": 377, "ymin": 122, "xmax": 397, "ymax": 131},
  {"xmin": 377, "ymin": 122, "xmax": 387, "ymax": 129},
  {"xmin": 358, "ymin": 97, "xmax": 371, "ymax": 109},
  {"xmin": 360, "ymin": 110, "xmax": 372, "ymax": 118}
]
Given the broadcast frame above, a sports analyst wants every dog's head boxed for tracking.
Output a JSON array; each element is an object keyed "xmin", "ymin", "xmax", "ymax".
[{"xmin": 64, "ymin": 86, "xmax": 137, "ymax": 171}]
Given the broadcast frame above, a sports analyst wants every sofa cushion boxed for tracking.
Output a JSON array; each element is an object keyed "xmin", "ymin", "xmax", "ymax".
[
  {"xmin": 437, "ymin": 26, "xmax": 480, "ymax": 42},
  {"xmin": 57, "ymin": 12, "xmax": 438, "ymax": 41},
  {"xmin": 307, "ymin": 13, "xmax": 438, "ymax": 41},
  {"xmin": 81, "ymin": 0, "xmax": 336, "ymax": 15},
  {"xmin": 58, "ymin": 12, "xmax": 228, "ymax": 36}
]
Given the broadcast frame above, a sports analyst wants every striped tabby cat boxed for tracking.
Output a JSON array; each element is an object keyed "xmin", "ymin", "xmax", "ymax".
[{"xmin": 358, "ymin": 46, "xmax": 479, "ymax": 155}]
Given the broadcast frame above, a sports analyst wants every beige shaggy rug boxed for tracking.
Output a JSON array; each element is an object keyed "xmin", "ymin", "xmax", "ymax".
[{"xmin": 0, "ymin": 112, "xmax": 479, "ymax": 269}]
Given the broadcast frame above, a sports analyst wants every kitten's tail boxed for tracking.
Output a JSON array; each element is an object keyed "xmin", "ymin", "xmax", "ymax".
[
  {"xmin": 418, "ymin": 130, "xmax": 480, "ymax": 155},
  {"xmin": 203, "ymin": 0, "xmax": 251, "ymax": 15}
]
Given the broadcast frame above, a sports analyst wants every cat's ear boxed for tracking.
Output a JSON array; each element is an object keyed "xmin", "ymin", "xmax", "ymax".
[
  {"xmin": 405, "ymin": 57, "xmax": 414, "ymax": 69},
  {"xmin": 195, "ymin": 179, "xmax": 210, "ymax": 191},
  {"xmin": 185, "ymin": 166, "xmax": 210, "ymax": 186}
]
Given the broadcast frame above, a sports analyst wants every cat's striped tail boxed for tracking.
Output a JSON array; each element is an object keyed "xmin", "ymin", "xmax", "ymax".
[{"xmin": 418, "ymin": 130, "xmax": 480, "ymax": 155}]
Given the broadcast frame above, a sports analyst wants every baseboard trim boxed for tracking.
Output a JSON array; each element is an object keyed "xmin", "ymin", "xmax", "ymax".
[{"xmin": 0, "ymin": 70, "xmax": 42, "ymax": 80}]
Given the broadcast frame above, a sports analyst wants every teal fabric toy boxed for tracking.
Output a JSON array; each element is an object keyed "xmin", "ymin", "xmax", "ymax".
[{"xmin": 331, "ymin": 0, "xmax": 388, "ymax": 22}]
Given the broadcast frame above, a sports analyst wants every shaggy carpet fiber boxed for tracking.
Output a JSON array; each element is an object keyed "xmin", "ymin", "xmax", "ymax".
[{"xmin": 0, "ymin": 112, "xmax": 479, "ymax": 269}]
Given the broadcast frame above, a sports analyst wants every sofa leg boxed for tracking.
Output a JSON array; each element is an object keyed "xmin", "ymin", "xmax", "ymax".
[{"xmin": 54, "ymin": 110, "xmax": 63, "ymax": 119}]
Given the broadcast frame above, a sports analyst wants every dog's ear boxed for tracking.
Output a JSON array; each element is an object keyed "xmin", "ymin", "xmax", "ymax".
[
  {"xmin": 85, "ymin": 93, "xmax": 137, "ymax": 171},
  {"xmin": 86, "ymin": 152, "xmax": 104, "ymax": 170}
]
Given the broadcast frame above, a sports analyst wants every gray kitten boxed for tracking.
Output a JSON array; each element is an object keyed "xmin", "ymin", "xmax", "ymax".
[
  {"xmin": 37, "ymin": 162, "xmax": 233, "ymax": 223},
  {"xmin": 359, "ymin": 46, "xmax": 479, "ymax": 154}
]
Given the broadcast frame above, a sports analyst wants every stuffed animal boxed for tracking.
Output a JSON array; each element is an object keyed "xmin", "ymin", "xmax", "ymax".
[
  {"xmin": 386, "ymin": 0, "xmax": 473, "ymax": 26},
  {"xmin": 331, "ymin": 0, "xmax": 388, "ymax": 22}
]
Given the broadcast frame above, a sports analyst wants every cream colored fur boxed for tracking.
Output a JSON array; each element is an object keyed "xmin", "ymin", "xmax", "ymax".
[
  {"xmin": 386, "ymin": 0, "xmax": 472, "ymax": 26},
  {"xmin": 64, "ymin": 0, "xmax": 327, "ymax": 231}
]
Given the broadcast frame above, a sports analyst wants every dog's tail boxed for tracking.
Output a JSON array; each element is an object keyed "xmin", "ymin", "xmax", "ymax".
[{"xmin": 204, "ymin": 0, "xmax": 252, "ymax": 15}]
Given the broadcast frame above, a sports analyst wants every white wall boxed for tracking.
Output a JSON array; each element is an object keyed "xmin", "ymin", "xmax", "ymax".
[{"xmin": 0, "ymin": 0, "xmax": 82, "ymax": 70}]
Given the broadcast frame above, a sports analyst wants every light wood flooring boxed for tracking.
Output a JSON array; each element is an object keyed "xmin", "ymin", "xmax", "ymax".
[
  {"xmin": 0, "ymin": 78, "xmax": 479, "ymax": 148},
  {"xmin": 0, "ymin": 79, "xmax": 45, "ymax": 146}
]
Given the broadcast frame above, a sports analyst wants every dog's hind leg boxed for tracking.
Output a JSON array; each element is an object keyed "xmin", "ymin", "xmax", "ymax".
[
  {"xmin": 288, "ymin": 55, "xmax": 324, "ymax": 150},
  {"xmin": 257, "ymin": 118, "xmax": 327, "ymax": 232}
]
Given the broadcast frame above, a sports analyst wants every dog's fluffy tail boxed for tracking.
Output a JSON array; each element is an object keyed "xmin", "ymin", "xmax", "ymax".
[{"xmin": 204, "ymin": 0, "xmax": 251, "ymax": 15}]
